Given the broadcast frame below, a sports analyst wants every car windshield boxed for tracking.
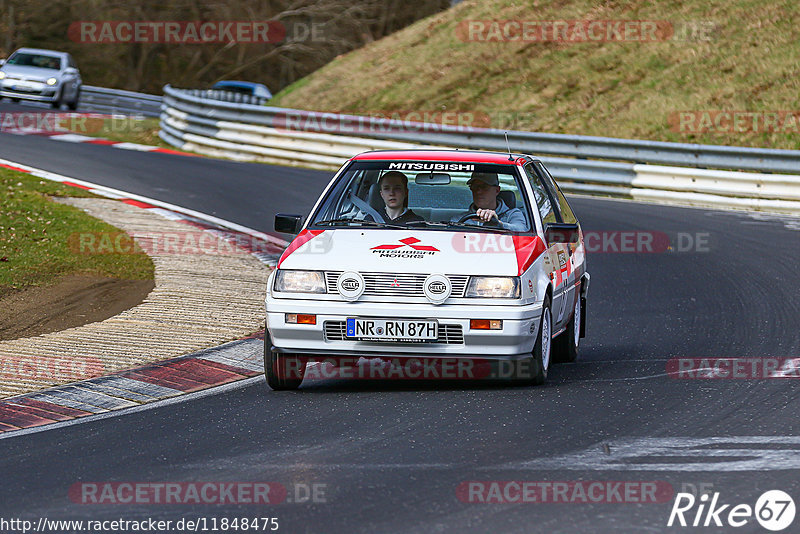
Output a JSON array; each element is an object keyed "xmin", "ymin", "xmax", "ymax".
[
  {"xmin": 309, "ymin": 160, "xmax": 532, "ymax": 232},
  {"xmin": 6, "ymin": 53, "xmax": 61, "ymax": 70}
]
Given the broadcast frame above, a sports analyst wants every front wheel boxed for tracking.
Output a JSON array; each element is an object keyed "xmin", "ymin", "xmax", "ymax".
[
  {"xmin": 264, "ymin": 342, "xmax": 306, "ymax": 390},
  {"xmin": 552, "ymin": 292, "xmax": 581, "ymax": 363},
  {"xmin": 67, "ymin": 88, "xmax": 80, "ymax": 111},
  {"xmin": 51, "ymin": 89, "xmax": 62, "ymax": 109},
  {"xmin": 513, "ymin": 297, "xmax": 551, "ymax": 385}
]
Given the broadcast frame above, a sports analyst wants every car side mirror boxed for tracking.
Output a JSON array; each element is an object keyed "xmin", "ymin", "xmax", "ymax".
[
  {"xmin": 64, "ymin": 67, "xmax": 78, "ymax": 75},
  {"xmin": 545, "ymin": 223, "xmax": 579, "ymax": 244},
  {"xmin": 275, "ymin": 213, "xmax": 303, "ymax": 234}
]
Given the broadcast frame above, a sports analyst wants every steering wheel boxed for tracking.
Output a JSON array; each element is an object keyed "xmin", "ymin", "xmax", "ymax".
[{"xmin": 455, "ymin": 213, "xmax": 500, "ymax": 226}]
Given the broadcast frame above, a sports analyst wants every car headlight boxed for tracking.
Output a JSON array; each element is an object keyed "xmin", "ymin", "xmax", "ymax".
[
  {"xmin": 274, "ymin": 270, "xmax": 326, "ymax": 293},
  {"xmin": 465, "ymin": 276, "xmax": 520, "ymax": 298},
  {"xmin": 0, "ymin": 72, "xmax": 5, "ymax": 80},
  {"xmin": 46, "ymin": 77, "xmax": 57, "ymax": 86}
]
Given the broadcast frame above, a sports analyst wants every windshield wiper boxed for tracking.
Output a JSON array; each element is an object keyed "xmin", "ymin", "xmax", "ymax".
[
  {"xmin": 407, "ymin": 219, "xmax": 513, "ymax": 233},
  {"xmin": 314, "ymin": 219, "xmax": 407, "ymax": 229},
  {"xmin": 445, "ymin": 221, "xmax": 512, "ymax": 233},
  {"xmin": 406, "ymin": 220, "xmax": 448, "ymax": 228}
]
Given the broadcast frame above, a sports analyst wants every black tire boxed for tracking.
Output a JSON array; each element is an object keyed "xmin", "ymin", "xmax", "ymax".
[
  {"xmin": 67, "ymin": 88, "xmax": 80, "ymax": 111},
  {"xmin": 264, "ymin": 341, "xmax": 305, "ymax": 390},
  {"xmin": 552, "ymin": 291, "xmax": 581, "ymax": 363},
  {"xmin": 51, "ymin": 89, "xmax": 62, "ymax": 109},
  {"xmin": 512, "ymin": 297, "xmax": 551, "ymax": 385}
]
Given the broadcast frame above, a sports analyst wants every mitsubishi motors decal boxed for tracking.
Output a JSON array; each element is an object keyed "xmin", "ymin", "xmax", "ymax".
[{"xmin": 371, "ymin": 237, "xmax": 439, "ymax": 259}]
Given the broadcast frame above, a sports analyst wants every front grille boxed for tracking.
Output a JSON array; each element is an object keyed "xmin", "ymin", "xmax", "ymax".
[
  {"xmin": 5, "ymin": 87, "xmax": 43, "ymax": 94},
  {"xmin": 324, "ymin": 321, "xmax": 464, "ymax": 344},
  {"xmin": 325, "ymin": 272, "xmax": 468, "ymax": 298}
]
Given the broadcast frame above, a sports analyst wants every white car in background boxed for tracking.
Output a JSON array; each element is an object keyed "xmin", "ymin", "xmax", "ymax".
[
  {"xmin": 265, "ymin": 149, "xmax": 589, "ymax": 390},
  {"xmin": 0, "ymin": 48, "xmax": 81, "ymax": 109}
]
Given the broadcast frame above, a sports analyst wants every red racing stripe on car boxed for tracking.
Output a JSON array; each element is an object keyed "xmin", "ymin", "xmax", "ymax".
[
  {"xmin": 512, "ymin": 235, "xmax": 546, "ymax": 276},
  {"xmin": 277, "ymin": 229, "xmax": 324, "ymax": 268}
]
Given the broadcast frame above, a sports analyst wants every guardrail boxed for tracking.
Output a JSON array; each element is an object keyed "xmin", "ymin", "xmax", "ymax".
[
  {"xmin": 159, "ymin": 85, "xmax": 800, "ymax": 215},
  {"xmin": 174, "ymin": 88, "xmax": 269, "ymax": 106},
  {"xmin": 79, "ymin": 85, "xmax": 162, "ymax": 117}
]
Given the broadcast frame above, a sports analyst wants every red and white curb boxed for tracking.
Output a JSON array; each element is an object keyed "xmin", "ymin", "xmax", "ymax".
[
  {"xmin": 0, "ymin": 335, "xmax": 265, "ymax": 434},
  {"xmin": 0, "ymin": 157, "xmax": 290, "ymax": 434},
  {"xmin": 5, "ymin": 129, "xmax": 197, "ymax": 156}
]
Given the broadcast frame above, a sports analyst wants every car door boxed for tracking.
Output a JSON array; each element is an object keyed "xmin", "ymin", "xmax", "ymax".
[
  {"xmin": 533, "ymin": 161, "xmax": 581, "ymax": 330},
  {"xmin": 522, "ymin": 162, "xmax": 566, "ymax": 325}
]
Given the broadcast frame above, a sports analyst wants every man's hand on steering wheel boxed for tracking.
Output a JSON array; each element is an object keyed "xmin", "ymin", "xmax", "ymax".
[
  {"xmin": 456, "ymin": 211, "xmax": 501, "ymax": 226},
  {"xmin": 475, "ymin": 208, "xmax": 499, "ymax": 224}
]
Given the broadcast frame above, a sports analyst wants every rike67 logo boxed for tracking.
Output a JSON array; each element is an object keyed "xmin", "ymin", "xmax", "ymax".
[{"xmin": 668, "ymin": 490, "xmax": 795, "ymax": 531}]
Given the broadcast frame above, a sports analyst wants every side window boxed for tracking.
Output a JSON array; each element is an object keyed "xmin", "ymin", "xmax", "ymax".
[
  {"xmin": 523, "ymin": 163, "xmax": 557, "ymax": 225},
  {"xmin": 536, "ymin": 162, "xmax": 577, "ymax": 224}
]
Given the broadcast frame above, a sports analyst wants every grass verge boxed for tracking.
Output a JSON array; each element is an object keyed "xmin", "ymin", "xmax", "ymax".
[
  {"xmin": 272, "ymin": 0, "xmax": 800, "ymax": 150},
  {"xmin": 0, "ymin": 166, "xmax": 154, "ymax": 294}
]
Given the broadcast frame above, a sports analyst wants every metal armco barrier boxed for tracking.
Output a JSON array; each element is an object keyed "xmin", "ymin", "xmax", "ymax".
[
  {"xmin": 79, "ymin": 86, "xmax": 162, "ymax": 117},
  {"xmin": 176, "ymin": 88, "xmax": 269, "ymax": 106},
  {"xmin": 159, "ymin": 85, "xmax": 800, "ymax": 215}
]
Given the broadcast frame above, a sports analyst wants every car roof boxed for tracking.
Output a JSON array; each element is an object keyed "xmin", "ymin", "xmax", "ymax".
[
  {"xmin": 350, "ymin": 149, "xmax": 537, "ymax": 165},
  {"xmin": 11, "ymin": 48, "xmax": 68, "ymax": 58},
  {"xmin": 213, "ymin": 80, "xmax": 261, "ymax": 88}
]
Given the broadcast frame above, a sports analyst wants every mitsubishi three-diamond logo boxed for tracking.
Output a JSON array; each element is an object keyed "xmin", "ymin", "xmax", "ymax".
[{"xmin": 371, "ymin": 237, "xmax": 439, "ymax": 259}]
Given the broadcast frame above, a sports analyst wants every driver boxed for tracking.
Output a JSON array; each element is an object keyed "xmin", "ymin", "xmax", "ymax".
[
  {"xmin": 452, "ymin": 172, "xmax": 527, "ymax": 231},
  {"xmin": 365, "ymin": 171, "xmax": 423, "ymax": 224}
]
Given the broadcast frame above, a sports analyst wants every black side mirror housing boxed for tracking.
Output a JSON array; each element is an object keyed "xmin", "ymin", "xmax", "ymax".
[
  {"xmin": 274, "ymin": 214, "xmax": 303, "ymax": 234},
  {"xmin": 545, "ymin": 223, "xmax": 579, "ymax": 244}
]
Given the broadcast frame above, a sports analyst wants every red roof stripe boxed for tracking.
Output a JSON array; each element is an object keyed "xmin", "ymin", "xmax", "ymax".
[{"xmin": 351, "ymin": 150, "xmax": 526, "ymax": 165}]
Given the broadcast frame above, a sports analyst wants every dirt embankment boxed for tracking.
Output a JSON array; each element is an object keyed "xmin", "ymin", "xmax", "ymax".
[{"xmin": 0, "ymin": 275, "xmax": 154, "ymax": 341}]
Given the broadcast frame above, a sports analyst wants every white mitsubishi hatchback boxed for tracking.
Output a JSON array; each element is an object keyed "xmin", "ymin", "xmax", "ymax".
[{"xmin": 265, "ymin": 150, "xmax": 589, "ymax": 389}]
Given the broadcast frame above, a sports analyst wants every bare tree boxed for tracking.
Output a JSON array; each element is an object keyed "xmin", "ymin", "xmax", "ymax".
[{"xmin": 1, "ymin": 0, "xmax": 449, "ymax": 93}]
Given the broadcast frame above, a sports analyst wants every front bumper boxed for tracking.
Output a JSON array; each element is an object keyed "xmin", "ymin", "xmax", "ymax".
[
  {"xmin": 0, "ymin": 82, "xmax": 58, "ymax": 102},
  {"xmin": 266, "ymin": 298, "xmax": 544, "ymax": 359}
]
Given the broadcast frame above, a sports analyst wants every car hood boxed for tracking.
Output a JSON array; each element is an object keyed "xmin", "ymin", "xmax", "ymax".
[
  {"xmin": 0, "ymin": 65, "xmax": 58, "ymax": 81},
  {"xmin": 276, "ymin": 229, "xmax": 545, "ymax": 276}
]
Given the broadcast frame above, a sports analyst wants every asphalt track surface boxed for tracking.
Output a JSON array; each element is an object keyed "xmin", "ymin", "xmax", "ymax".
[{"xmin": 1, "ymin": 102, "xmax": 800, "ymax": 533}]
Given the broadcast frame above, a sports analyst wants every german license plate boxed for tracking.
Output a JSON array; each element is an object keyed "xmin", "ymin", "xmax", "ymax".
[{"xmin": 346, "ymin": 318, "xmax": 438, "ymax": 342}]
